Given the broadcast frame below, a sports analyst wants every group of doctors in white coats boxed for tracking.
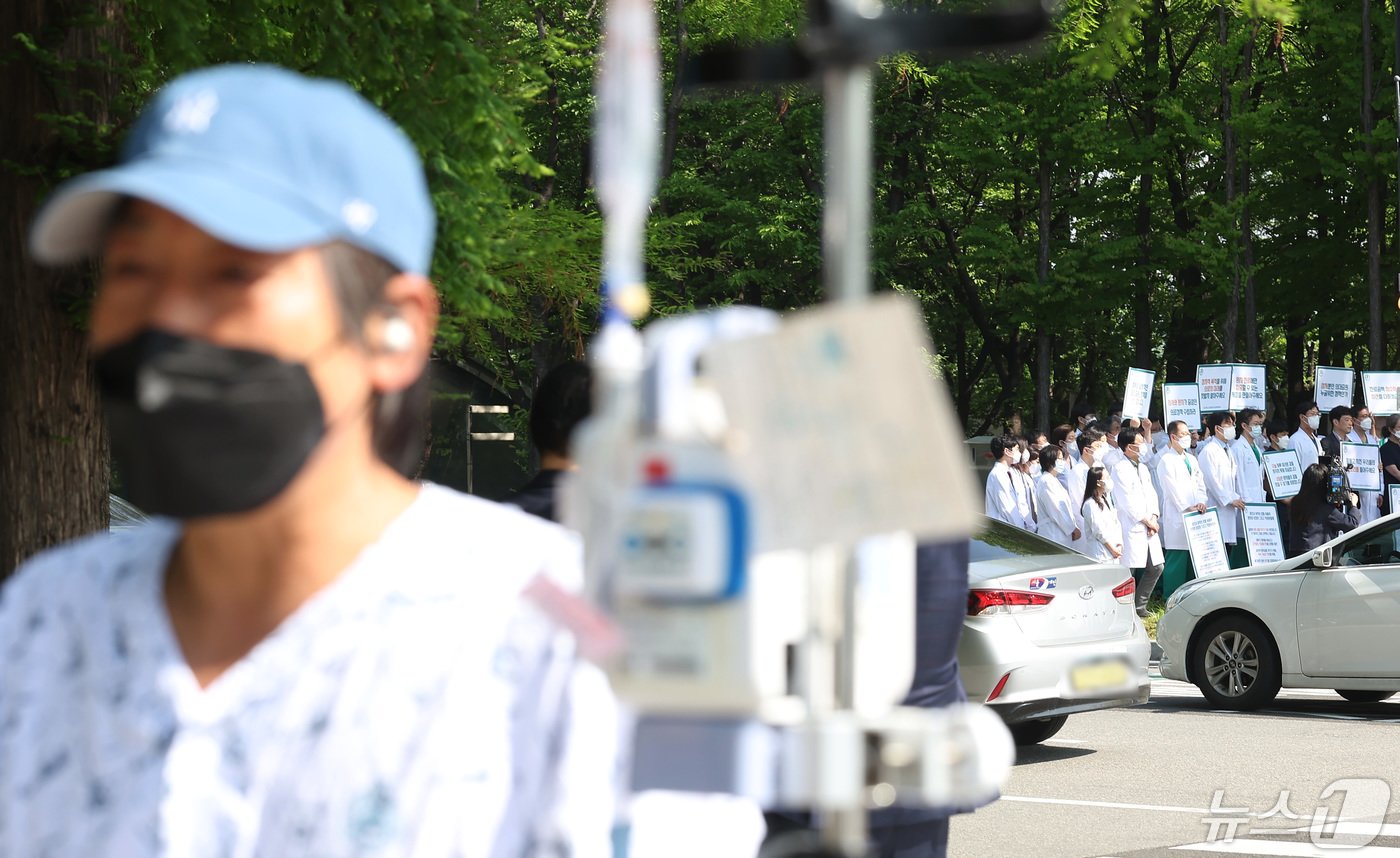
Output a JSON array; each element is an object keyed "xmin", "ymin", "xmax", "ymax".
[{"xmin": 986, "ymin": 406, "xmax": 1300, "ymax": 608}]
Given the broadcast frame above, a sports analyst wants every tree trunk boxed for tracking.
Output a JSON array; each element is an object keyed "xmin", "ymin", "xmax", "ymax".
[
  {"xmin": 1242, "ymin": 21, "xmax": 1260, "ymax": 362},
  {"xmin": 0, "ymin": 0, "xmax": 122, "ymax": 578},
  {"xmin": 1035, "ymin": 140, "xmax": 1051, "ymax": 429},
  {"xmin": 1133, "ymin": 7, "xmax": 1161, "ymax": 372},
  {"xmin": 1219, "ymin": 3, "xmax": 1240, "ymax": 363},
  {"xmin": 1363, "ymin": 0, "xmax": 1384, "ymax": 369},
  {"xmin": 660, "ymin": 0, "xmax": 688, "ymax": 182},
  {"xmin": 534, "ymin": 5, "xmax": 560, "ymax": 205}
]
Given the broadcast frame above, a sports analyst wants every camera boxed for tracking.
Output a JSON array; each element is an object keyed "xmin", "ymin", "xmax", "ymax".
[{"xmin": 1320, "ymin": 454, "xmax": 1350, "ymax": 506}]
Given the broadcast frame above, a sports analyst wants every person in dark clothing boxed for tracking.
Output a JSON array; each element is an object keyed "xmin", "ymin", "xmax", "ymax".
[
  {"xmin": 763, "ymin": 540, "xmax": 975, "ymax": 858},
  {"xmin": 1382, "ymin": 415, "xmax": 1400, "ymax": 515},
  {"xmin": 502, "ymin": 361, "xmax": 592, "ymax": 522},
  {"xmin": 1288, "ymin": 464, "xmax": 1360, "ymax": 556}
]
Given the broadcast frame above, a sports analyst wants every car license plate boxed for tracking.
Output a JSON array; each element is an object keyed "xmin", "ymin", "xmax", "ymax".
[{"xmin": 1069, "ymin": 658, "xmax": 1131, "ymax": 694}]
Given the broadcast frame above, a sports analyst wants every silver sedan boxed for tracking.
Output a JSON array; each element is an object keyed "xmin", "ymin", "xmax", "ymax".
[{"xmin": 959, "ymin": 520, "xmax": 1152, "ymax": 744}]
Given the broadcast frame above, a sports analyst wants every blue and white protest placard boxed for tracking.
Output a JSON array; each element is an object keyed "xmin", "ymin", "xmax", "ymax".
[
  {"xmin": 1315, "ymin": 366, "xmax": 1354, "ymax": 411},
  {"xmin": 1163, "ymin": 383, "xmax": 1201, "ymax": 430},
  {"xmin": 1389, "ymin": 485, "xmax": 1400, "ymax": 515},
  {"xmin": 1262, "ymin": 448, "xmax": 1304, "ymax": 500},
  {"xmin": 1196, "ymin": 365, "xmax": 1233, "ymax": 415},
  {"xmin": 1228, "ymin": 364, "xmax": 1267, "ymax": 411},
  {"xmin": 1122, "ymin": 367, "xmax": 1155, "ymax": 421},
  {"xmin": 1242, "ymin": 503, "xmax": 1286, "ymax": 566},
  {"xmin": 1361, "ymin": 372, "xmax": 1400, "ymax": 415},
  {"xmin": 1184, "ymin": 508, "xmax": 1230, "ymax": 577},
  {"xmin": 1341, "ymin": 442, "xmax": 1382, "ymax": 492}
]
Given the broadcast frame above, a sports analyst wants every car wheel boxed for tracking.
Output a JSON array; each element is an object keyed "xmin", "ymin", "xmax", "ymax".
[
  {"xmin": 1008, "ymin": 715, "xmax": 1068, "ymax": 745},
  {"xmin": 1193, "ymin": 615, "xmax": 1281, "ymax": 710},
  {"xmin": 1336, "ymin": 690, "xmax": 1395, "ymax": 703}
]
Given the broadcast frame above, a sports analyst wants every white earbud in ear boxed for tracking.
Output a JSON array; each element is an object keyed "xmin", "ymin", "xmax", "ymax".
[{"xmin": 381, "ymin": 317, "xmax": 414, "ymax": 353}]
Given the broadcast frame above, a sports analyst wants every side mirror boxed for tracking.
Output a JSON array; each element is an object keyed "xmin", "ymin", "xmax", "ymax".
[{"xmin": 1312, "ymin": 546, "xmax": 1334, "ymax": 569}]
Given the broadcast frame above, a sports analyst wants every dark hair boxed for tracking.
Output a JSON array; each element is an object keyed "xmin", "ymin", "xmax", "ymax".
[
  {"xmin": 1083, "ymin": 465, "xmax": 1109, "ymax": 509},
  {"xmin": 1205, "ymin": 410, "xmax": 1236, "ymax": 435},
  {"xmin": 1328, "ymin": 405, "xmax": 1351, "ymax": 423},
  {"xmin": 321, "ymin": 241, "xmax": 430, "ymax": 477},
  {"xmin": 1387, "ymin": 415, "xmax": 1400, "ymax": 435},
  {"xmin": 528, "ymin": 361, "xmax": 593, "ymax": 457},
  {"xmin": 1071, "ymin": 402, "xmax": 1096, "ymax": 423},
  {"xmin": 1294, "ymin": 399, "xmax": 1320, "ymax": 418},
  {"xmin": 1118, "ymin": 426, "xmax": 1144, "ymax": 450},
  {"xmin": 991, "ymin": 434, "xmax": 1019, "ymax": 459},
  {"xmin": 1024, "ymin": 429, "xmax": 1048, "ymax": 447},
  {"xmin": 1290, "ymin": 463, "xmax": 1330, "ymax": 530},
  {"xmin": 1076, "ymin": 427, "xmax": 1105, "ymax": 454},
  {"xmin": 1038, "ymin": 445, "xmax": 1062, "ymax": 473},
  {"xmin": 1166, "ymin": 420, "xmax": 1187, "ymax": 437},
  {"xmin": 1089, "ymin": 418, "xmax": 1115, "ymax": 436},
  {"xmin": 1266, "ymin": 419, "xmax": 1290, "ymax": 438},
  {"xmin": 1049, "ymin": 424, "xmax": 1073, "ymax": 448},
  {"xmin": 1237, "ymin": 408, "xmax": 1263, "ymax": 426},
  {"xmin": 1351, "ymin": 404, "xmax": 1371, "ymax": 418}
]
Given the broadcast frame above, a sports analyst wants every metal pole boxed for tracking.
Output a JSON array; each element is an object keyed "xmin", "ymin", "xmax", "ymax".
[
  {"xmin": 823, "ymin": 63, "xmax": 874, "ymax": 305},
  {"xmin": 819, "ymin": 4, "xmax": 877, "ymax": 854}
]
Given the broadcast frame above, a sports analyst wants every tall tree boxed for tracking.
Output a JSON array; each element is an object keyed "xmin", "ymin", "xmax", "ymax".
[{"xmin": 0, "ymin": 2, "xmax": 124, "ymax": 575}]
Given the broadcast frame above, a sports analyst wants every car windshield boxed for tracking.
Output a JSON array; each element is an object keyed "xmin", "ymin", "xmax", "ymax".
[{"xmin": 969, "ymin": 518, "xmax": 1081, "ymax": 563}]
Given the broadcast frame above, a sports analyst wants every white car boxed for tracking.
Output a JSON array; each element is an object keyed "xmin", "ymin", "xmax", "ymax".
[
  {"xmin": 960, "ymin": 519, "xmax": 1152, "ymax": 745},
  {"xmin": 1157, "ymin": 512, "xmax": 1400, "ymax": 709}
]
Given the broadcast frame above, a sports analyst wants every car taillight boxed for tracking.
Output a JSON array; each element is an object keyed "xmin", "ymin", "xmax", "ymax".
[
  {"xmin": 1112, "ymin": 578, "xmax": 1135, "ymax": 603},
  {"xmin": 985, "ymin": 671, "xmax": 1012, "ymax": 702},
  {"xmin": 966, "ymin": 589, "xmax": 1055, "ymax": 616}
]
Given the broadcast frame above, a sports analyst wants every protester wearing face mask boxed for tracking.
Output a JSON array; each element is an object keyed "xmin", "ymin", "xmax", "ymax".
[
  {"xmin": 1291, "ymin": 400, "xmax": 1324, "ymax": 469},
  {"xmin": 1049, "ymin": 424, "xmax": 1076, "ymax": 489},
  {"xmin": 1229, "ymin": 409, "xmax": 1269, "ymax": 567},
  {"xmin": 1034, "ymin": 447, "xmax": 1080, "ymax": 548},
  {"xmin": 1199, "ymin": 411, "xmax": 1247, "ymax": 567},
  {"xmin": 1, "ymin": 66, "xmax": 617, "ymax": 856},
  {"xmin": 1345, "ymin": 405, "xmax": 1385, "ymax": 526},
  {"xmin": 1025, "ymin": 430, "xmax": 1049, "ymax": 479},
  {"xmin": 1081, "ymin": 466, "xmax": 1124, "ymax": 564},
  {"xmin": 1011, "ymin": 438, "xmax": 1039, "ymax": 532},
  {"xmin": 1155, "ymin": 420, "xmax": 1210, "ymax": 598},
  {"xmin": 1382, "ymin": 416, "xmax": 1400, "ymax": 514},
  {"xmin": 1067, "ymin": 429, "xmax": 1108, "ymax": 547},
  {"xmin": 1095, "ymin": 419, "xmax": 1125, "ymax": 470},
  {"xmin": 1267, "ymin": 420, "xmax": 1292, "ymax": 453},
  {"xmin": 1110, "ymin": 427, "xmax": 1164, "ymax": 615},
  {"xmin": 986, "ymin": 434, "xmax": 1027, "ymax": 528},
  {"xmin": 1069, "ymin": 403, "xmax": 1097, "ymax": 464}
]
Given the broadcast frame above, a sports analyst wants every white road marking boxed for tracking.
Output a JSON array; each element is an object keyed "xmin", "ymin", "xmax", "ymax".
[
  {"xmin": 1253, "ymin": 823, "xmax": 1400, "ymax": 838},
  {"xmin": 1170, "ymin": 838, "xmax": 1400, "ymax": 855},
  {"xmin": 1000, "ymin": 795, "xmax": 1215, "ymax": 814}
]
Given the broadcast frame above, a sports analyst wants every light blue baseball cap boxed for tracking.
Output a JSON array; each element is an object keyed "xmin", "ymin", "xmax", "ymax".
[{"xmin": 30, "ymin": 64, "xmax": 436, "ymax": 275}]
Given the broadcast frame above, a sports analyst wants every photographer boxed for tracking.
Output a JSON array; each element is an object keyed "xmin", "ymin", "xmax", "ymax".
[{"xmin": 1287, "ymin": 464, "xmax": 1360, "ymax": 556}]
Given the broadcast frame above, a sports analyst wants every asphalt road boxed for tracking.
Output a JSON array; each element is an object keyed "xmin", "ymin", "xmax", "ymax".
[{"xmin": 949, "ymin": 672, "xmax": 1400, "ymax": 858}]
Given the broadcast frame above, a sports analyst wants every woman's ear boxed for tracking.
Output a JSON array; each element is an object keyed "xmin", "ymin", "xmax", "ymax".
[{"xmin": 367, "ymin": 273, "xmax": 438, "ymax": 394}]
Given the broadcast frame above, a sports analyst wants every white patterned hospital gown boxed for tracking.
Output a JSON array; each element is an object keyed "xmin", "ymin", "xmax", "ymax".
[{"xmin": 0, "ymin": 484, "xmax": 617, "ymax": 857}]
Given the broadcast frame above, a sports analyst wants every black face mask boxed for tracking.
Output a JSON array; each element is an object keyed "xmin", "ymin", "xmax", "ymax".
[{"xmin": 94, "ymin": 329, "xmax": 327, "ymax": 519}]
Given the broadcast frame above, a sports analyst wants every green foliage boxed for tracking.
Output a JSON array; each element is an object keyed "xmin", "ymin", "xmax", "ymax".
[{"xmin": 27, "ymin": 0, "xmax": 1400, "ymax": 436}]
